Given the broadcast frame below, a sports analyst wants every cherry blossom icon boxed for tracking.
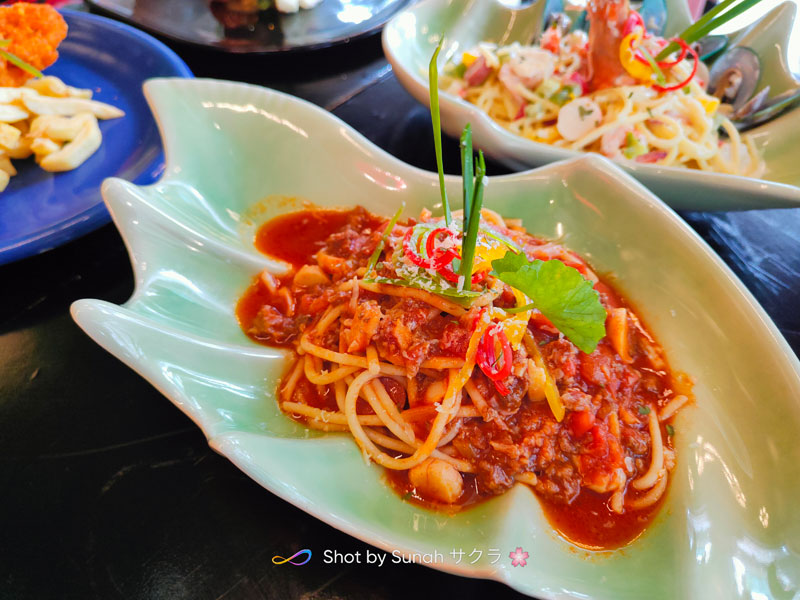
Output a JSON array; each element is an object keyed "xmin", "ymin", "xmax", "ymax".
[{"xmin": 509, "ymin": 547, "xmax": 529, "ymax": 567}]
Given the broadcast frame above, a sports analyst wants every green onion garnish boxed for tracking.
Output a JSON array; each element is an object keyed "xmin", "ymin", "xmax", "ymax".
[
  {"xmin": 656, "ymin": 0, "xmax": 765, "ymax": 61},
  {"xmin": 364, "ymin": 202, "xmax": 405, "ymax": 278},
  {"xmin": 429, "ymin": 37, "xmax": 451, "ymax": 227},
  {"xmin": 459, "ymin": 151, "xmax": 485, "ymax": 289},
  {"xmin": 0, "ymin": 38, "xmax": 42, "ymax": 79},
  {"xmin": 638, "ymin": 46, "xmax": 666, "ymax": 86},
  {"xmin": 0, "ymin": 51, "xmax": 43, "ymax": 78},
  {"xmin": 460, "ymin": 124, "xmax": 473, "ymax": 237}
]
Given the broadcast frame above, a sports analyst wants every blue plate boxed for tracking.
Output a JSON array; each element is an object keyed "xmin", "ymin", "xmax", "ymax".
[{"xmin": 0, "ymin": 10, "xmax": 192, "ymax": 265}]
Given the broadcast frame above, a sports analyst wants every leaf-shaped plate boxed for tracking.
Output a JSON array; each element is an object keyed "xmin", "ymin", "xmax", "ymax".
[
  {"xmin": 383, "ymin": 0, "xmax": 800, "ymax": 210},
  {"xmin": 71, "ymin": 78, "xmax": 800, "ymax": 599}
]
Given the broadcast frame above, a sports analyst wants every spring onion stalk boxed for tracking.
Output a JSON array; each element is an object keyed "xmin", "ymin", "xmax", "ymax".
[
  {"xmin": 429, "ymin": 38, "xmax": 451, "ymax": 226},
  {"xmin": 656, "ymin": 0, "xmax": 764, "ymax": 60},
  {"xmin": 364, "ymin": 202, "xmax": 405, "ymax": 277},
  {"xmin": 458, "ymin": 151, "xmax": 485, "ymax": 289},
  {"xmin": 0, "ymin": 39, "xmax": 43, "ymax": 78},
  {"xmin": 460, "ymin": 124, "xmax": 474, "ymax": 236},
  {"xmin": 638, "ymin": 46, "xmax": 666, "ymax": 85}
]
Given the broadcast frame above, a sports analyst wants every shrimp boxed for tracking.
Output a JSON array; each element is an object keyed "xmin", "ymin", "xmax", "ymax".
[
  {"xmin": 0, "ymin": 4, "xmax": 67, "ymax": 87},
  {"xmin": 585, "ymin": 0, "xmax": 635, "ymax": 91}
]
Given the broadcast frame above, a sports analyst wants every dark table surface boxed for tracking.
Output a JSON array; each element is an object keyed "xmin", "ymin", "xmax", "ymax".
[{"xmin": 1, "ymin": 5, "xmax": 799, "ymax": 600}]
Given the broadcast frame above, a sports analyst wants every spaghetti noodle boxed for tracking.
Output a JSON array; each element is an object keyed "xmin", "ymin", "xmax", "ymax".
[
  {"xmin": 440, "ymin": 2, "xmax": 764, "ymax": 177},
  {"xmin": 237, "ymin": 205, "xmax": 693, "ymax": 549}
]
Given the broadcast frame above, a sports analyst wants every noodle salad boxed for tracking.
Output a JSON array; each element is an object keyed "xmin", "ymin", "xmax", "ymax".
[{"xmin": 440, "ymin": 0, "xmax": 764, "ymax": 176}]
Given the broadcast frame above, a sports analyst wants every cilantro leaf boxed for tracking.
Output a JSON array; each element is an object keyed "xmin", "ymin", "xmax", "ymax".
[
  {"xmin": 492, "ymin": 253, "xmax": 606, "ymax": 354},
  {"xmin": 666, "ymin": 424, "xmax": 675, "ymax": 436},
  {"xmin": 638, "ymin": 405, "xmax": 651, "ymax": 415}
]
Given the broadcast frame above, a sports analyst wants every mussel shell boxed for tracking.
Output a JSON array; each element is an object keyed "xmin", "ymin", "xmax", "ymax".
[
  {"xmin": 708, "ymin": 47, "xmax": 761, "ymax": 113},
  {"xmin": 695, "ymin": 35, "xmax": 728, "ymax": 62}
]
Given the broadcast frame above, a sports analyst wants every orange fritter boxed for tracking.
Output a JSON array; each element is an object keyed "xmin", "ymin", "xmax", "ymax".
[{"xmin": 0, "ymin": 3, "xmax": 68, "ymax": 87}]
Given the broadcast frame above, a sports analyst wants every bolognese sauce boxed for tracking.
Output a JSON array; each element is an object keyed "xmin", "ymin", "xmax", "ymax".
[{"xmin": 237, "ymin": 206, "xmax": 691, "ymax": 549}]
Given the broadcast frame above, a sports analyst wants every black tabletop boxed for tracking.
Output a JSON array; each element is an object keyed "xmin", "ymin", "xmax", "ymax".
[{"xmin": 1, "ymin": 7, "xmax": 799, "ymax": 600}]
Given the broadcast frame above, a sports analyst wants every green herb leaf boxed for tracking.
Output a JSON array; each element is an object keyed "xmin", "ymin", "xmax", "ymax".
[
  {"xmin": 459, "ymin": 150, "xmax": 485, "ymax": 288},
  {"xmin": 577, "ymin": 105, "xmax": 593, "ymax": 119},
  {"xmin": 402, "ymin": 491, "xmax": 413, "ymax": 500},
  {"xmin": 622, "ymin": 131, "xmax": 647, "ymax": 159},
  {"xmin": 429, "ymin": 38, "xmax": 451, "ymax": 226},
  {"xmin": 666, "ymin": 424, "xmax": 675, "ymax": 436},
  {"xmin": 638, "ymin": 405, "xmax": 651, "ymax": 415},
  {"xmin": 491, "ymin": 253, "xmax": 606, "ymax": 354},
  {"xmin": 366, "ymin": 276, "xmax": 481, "ymax": 305},
  {"xmin": 460, "ymin": 124, "xmax": 474, "ymax": 237},
  {"xmin": 364, "ymin": 202, "xmax": 405, "ymax": 278}
]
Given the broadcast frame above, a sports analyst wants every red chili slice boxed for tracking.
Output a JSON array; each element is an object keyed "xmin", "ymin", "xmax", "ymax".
[
  {"xmin": 425, "ymin": 227, "xmax": 461, "ymax": 263},
  {"xmin": 632, "ymin": 36, "xmax": 688, "ymax": 69},
  {"xmin": 436, "ymin": 261, "xmax": 488, "ymax": 286},
  {"xmin": 622, "ymin": 11, "xmax": 645, "ymax": 38},
  {"xmin": 476, "ymin": 324, "xmax": 513, "ymax": 396},
  {"xmin": 402, "ymin": 228, "xmax": 454, "ymax": 270},
  {"xmin": 652, "ymin": 41, "xmax": 698, "ymax": 92}
]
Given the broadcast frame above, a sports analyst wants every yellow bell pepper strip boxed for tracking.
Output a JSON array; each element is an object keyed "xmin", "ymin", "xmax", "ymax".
[{"xmin": 619, "ymin": 32, "xmax": 653, "ymax": 82}]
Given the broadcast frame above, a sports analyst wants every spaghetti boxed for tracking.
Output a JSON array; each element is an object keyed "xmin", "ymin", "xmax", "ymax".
[
  {"xmin": 237, "ymin": 206, "xmax": 693, "ymax": 549},
  {"xmin": 440, "ymin": 2, "xmax": 764, "ymax": 177}
]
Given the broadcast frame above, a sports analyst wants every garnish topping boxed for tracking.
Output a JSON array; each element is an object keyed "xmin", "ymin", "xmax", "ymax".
[{"xmin": 492, "ymin": 252, "xmax": 607, "ymax": 354}]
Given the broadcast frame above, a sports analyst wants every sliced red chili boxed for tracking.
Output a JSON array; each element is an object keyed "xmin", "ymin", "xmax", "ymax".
[
  {"xmin": 652, "ymin": 40, "xmax": 698, "ymax": 92},
  {"xmin": 622, "ymin": 11, "xmax": 645, "ymax": 38},
  {"xmin": 425, "ymin": 227, "xmax": 461, "ymax": 264},
  {"xmin": 632, "ymin": 37, "xmax": 688, "ymax": 69},
  {"xmin": 436, "ymin": 261, "xmax": 488, "ymax": 286},
  {"xmin": 476, "ymin": 324, "xmax": 513, "ymax": 396},
  {"xmin": 402, "ymin": 228, "xmax": 454, "ymax": 270}
]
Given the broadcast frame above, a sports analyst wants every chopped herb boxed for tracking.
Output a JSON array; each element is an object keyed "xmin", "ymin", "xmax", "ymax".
[
  {"xmin": 428, "ymin": 38, "xmax": 451, "ymax": 226},
  {"xmin": 627, "ymin": 91, "xmax": 634, "ymax": 99},
  {"xmin": 578, "ymin": 105, "xmax": 594, "ymax": 120},
  {"xmin": 638, "ymin": 405, "xmax": 651, "ymax": 415},
  {"xmin": 666, "ymin": 424, "xmax": 675, "ymax": 436},
  {"xmin": 491, "ymin": 253, "xmax": 606, "ymax": 354},
  {"xmin": 453, "ymin": 62, "xmax": 467, "ymax": 78},
  {"xmin": 622, "ymin": 131, "xmax": 647, "ymax": 159},
  {"xmin": 682, "ymin": 85, "xmax": 691, "ymax": 95},
  {"xmin": 647, "ymin": 108, "xmax": 654, "ymax": 118},
  {"xmin": 549, "ymin": 85, "xmax": 574, "ymax": 106},
  {"xmin": 402, "ymin": 491, "xmax": 413, "ymax": 500}
]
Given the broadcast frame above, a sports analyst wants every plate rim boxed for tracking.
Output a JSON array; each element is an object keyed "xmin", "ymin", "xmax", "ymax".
[
  {"xmin": 0, "ymin": 9, "xmax": 193, "ymax": 266},
  {"xmin": 381, "ymin": 0, "xmax": 800, "ymax": 210},
  {"xmin": 85, "ymin": 0, "xmax": 414, "ymax": 55},
  {"xmin": 73, "ymin": 76, "xmax": 800, "ymax": 599}
]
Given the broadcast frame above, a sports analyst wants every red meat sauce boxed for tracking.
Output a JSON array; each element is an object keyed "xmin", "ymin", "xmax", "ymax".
[{"xmin": 237, "ymin": 207, "xmax": 689, "ymax": 550}]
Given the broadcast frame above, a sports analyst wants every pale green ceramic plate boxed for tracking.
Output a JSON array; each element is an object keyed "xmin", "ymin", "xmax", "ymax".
[
  {"xmin": 383, "ymin": 0, "xmax": 800, "ymax": 210},
  {"xmin": 71, "ymin": 78, "xmax": 800, "ymax": 599}
]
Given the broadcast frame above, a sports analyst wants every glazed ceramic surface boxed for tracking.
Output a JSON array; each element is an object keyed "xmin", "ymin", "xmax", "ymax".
[
  {"xmin": 72, "ymin": 78, "xmax": 800, "ymax": 599},
  {"xmin": 87, "ymin": 0, "xmax": 412, "ymax": 53},
  {"xmin": 383, "ymin": 0, "xmax": 800, "ymax": 210},
  {"xmin": 0, "ymin": 10, "xmax": 192, "ymax": 265}
]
